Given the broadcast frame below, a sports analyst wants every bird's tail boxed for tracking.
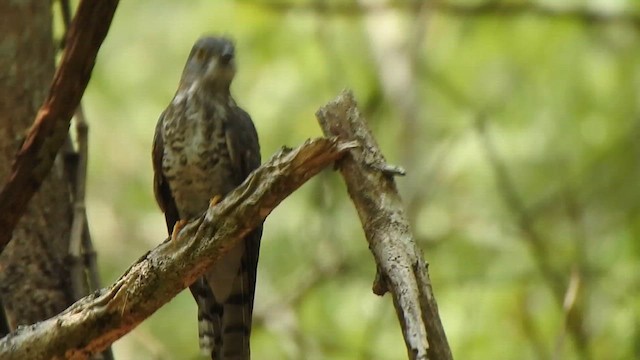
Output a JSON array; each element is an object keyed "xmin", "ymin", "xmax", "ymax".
[
  {"xmin": 220, "ymin": 270, "xmax": 254, "ymax": 359},
  {"xmin": 190, "ymin": 278, "xmax": 222, "ymax": 358},
  {"xmin": 189, "ymin": 273, "xmax": 254, "ymax": 360},
  {"xmin": 189, "ymin": 228, "xmax": 261, "ymax": 359}
]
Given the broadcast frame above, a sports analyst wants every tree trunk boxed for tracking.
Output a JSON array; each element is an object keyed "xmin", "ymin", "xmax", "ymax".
[{"xmin": 0, "ymin": 0, "xmax": 74, "ymax": 329}]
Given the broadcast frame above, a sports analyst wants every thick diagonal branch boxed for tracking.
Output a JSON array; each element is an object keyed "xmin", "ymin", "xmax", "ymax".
[
  {"xmin": 0, "ymin": 137, "xmax": 352, "ymax": 360},
  {"xmin": 0, "ymin": 0, "xmax": 119, "ymax": 253},
  {"xmin": 316, "ymin": 91, "xmax": 452, "ymax": 360}
]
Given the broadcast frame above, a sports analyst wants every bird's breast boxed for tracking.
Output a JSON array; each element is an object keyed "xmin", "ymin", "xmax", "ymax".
[{"xmin": 162, "ymin": 108, "xmax": 235, "ymax": 219}]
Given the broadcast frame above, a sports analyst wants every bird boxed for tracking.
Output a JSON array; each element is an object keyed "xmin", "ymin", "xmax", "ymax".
[{"xmin": 152, "ymin": 36, "xmax": 262, "ymax": 359}]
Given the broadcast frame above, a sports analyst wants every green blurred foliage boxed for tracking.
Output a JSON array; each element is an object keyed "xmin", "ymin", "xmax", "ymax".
[{"xmin": 69, "ymin": 0, "xmax": 640, "ymax": 358}]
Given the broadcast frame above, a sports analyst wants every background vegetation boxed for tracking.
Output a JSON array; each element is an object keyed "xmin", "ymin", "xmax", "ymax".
[{"xmin": 66, "ymin": 0, "xmax": 640, "ymax": 358}]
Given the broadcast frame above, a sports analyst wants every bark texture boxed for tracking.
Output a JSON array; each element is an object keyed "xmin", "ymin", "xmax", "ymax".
[
  {"xmin": 0, "ymin": 138, "xmax": 353, "ymax": 360},
  {"xmin": 0, "ymin": 0, "xmax": 119, "ymax": 253},
  {"xmin": 0, "ymin": 0, "xmax": 75, "ymax": 329},
  {"xmin": 316, "ymin": 91, "xmax": 452, "ymax": 360}
]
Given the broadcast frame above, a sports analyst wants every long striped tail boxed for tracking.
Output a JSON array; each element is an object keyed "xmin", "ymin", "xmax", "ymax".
[
  {"xmin": 190, "ymin": 271, "xmax": 254, "ymax": 359},
  {"xmin": 189, "ymin": 277, "xmax": 221, "ymax": 358},
  {"xmin": 189, "ymin": 228, "xmax": 261, "ymax": 359}
]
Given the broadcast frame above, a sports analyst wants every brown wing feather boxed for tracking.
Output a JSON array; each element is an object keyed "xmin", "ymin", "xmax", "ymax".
[
  {"xmin": 226, "ymin": 106, "xmax": 261, "ymax": 182},
  {"xmin": 225, "ymin": 105, "xmax": 263, "ymax": 318},
  {"xmin": 152, "ymin": 112, "xmax": 180, "ymax": 234}
]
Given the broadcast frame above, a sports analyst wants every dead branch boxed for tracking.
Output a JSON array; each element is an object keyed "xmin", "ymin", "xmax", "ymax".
[
  {"xmin": 0, "ymin": 0, "xmax": 119, "ymax": 253},
  {"xmin": 0, "ymin": 137, "xmax": 352, "ymax": 360},
  {"xmin": 316, "ymin": 90, "xmax": 452, "ymax": 360}
]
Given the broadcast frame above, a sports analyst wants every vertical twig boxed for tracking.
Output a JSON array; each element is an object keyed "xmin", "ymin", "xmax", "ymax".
[
  {"xmin": 59, "ymin": 1, "xmax": 113, "ymax": 359},
  {"xmin": 554, "ymin": 190, "xmax": 590, "ymax": 359},
  {"xmin": 83, "ymin": 220, "xmax": 103, "ymax": 292},
  {"xmin": 59, "ymin": 0, "xmax": 105, "ymax": 303},
  {"xmin": 67, "ymin": 106, "xmax": 90, "ymax": 300},
  {"xmin": 317, "ymin": 90, "xmax": 452, "ymax": 360},
  {"xmin": 553, "ymin": 266, "xmax": 582, "ymax": 360}
]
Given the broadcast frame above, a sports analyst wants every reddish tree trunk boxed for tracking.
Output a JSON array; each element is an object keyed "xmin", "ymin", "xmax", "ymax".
[{"xmin": 0, "ymin": 0, "xmax": 74, "ymax": 328}]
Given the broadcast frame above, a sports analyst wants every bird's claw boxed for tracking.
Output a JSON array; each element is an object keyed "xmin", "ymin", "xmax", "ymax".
[
  {"xmin": 171, "ymin": 219, "xmax": 188, "ymax": 242},
  {"xmin": 209, "ymin": 194, "xmax": 222, "ymax": 207}
]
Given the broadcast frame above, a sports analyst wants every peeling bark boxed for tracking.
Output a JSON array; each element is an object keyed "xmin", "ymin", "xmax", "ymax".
[{"xmin": 316, "ymin": 90, "xmax": 452, "ymax": 360}]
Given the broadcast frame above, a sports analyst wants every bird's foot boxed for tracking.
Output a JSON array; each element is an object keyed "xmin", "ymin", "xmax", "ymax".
[
  {"xmin": 171, "ymin": 219, "xmax": 188, "ymax": 242},
  {"xmin": 209, "ymin": 194, "xmax": 222, "ymax": 207}
]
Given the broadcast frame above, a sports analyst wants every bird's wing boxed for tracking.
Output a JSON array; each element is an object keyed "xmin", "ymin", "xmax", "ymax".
[
  {"xmin": 225, "ymin": 105, "xmax": 262, "ymax": 298},
  {"xmin": 204, "ymin": 105, "xmax": 262, "ymax": 358},
  {"xmin": 152, "ymin": 111, "xmax": 180, "ymax": 234},
  {"xmin": 226, "ymin": 106, "xmax": 261, "ymax": 181}
]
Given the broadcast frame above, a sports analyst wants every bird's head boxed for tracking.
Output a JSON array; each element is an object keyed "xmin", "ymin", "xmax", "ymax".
[{"xmin": 181, "ymin": 36, "xmax": 236, "ymax": 93}]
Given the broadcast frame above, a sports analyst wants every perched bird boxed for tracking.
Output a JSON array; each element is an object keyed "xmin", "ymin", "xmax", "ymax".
[{"xmin": 152, "ymin": 36, "xmax": 262, "ymax": 359}]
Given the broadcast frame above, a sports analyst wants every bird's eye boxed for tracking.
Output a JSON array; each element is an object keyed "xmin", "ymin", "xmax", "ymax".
[
  {"xmin": 195, "ymin": 49, "xmax": 206, "ymax": 61},
  {"xmin": 220, "ymin": 53, "xmax": 233, "ymax": 65}
]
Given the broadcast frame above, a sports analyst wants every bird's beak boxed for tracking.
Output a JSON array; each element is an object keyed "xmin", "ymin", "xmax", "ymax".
[{"xmin": 220, "ymin": 44, "xmax": 235, "ymax": 65}]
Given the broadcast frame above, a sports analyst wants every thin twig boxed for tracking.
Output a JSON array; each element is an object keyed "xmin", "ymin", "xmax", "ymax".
[
  {"xmin": 69, "ymin": 106, "xmax": 89, "ymax": 299},
  {"xmin": 68, "ymin": 106, "xmax": 90, "ymax": 300},
  {"xmin": 556, "ymin": 190, "xmax": 591, "ymax": 359},
  {"xmin": 553, "ymin": 266, "xmax": 582, "ymax": 360},
  {"xmin": 58, "ymin": 0, "xmax": 104, "ymax": 297},
  {"xmin": 59, "ymin": 2, "xmax": 112, "ymax": 359},
  {"xmin": 58, "ymin": 0, "xmax": 73, "ymax": 50},
  {"xmin": 83, "ymin": 221, "xmax": 102, "ymax": 290}
]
